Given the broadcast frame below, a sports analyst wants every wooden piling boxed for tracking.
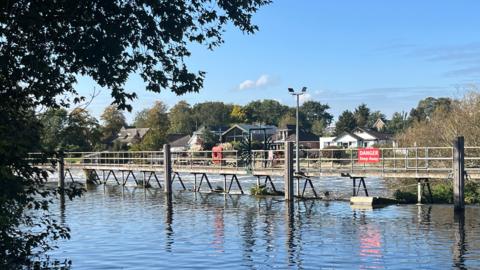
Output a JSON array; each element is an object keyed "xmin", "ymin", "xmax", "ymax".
[
  {"xmin": 417, "ymin": 179, "xmax": 422, "ymax": 205},
  {"xmin": 163, "ymin": 144, "xmax": 172, "ymax": 199},
  {"xmin": 57, "ymin": 150, "xmax": 65, "ymax": 189},
  {"xmin": 453, "ymin": 136, "xmax": 465, "ymax": 211},
  {"xmin": 284, "ymin": 142, "xmax": 294, "ymax": 201}
]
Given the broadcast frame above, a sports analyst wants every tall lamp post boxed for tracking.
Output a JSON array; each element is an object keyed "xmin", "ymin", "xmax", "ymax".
[{"xmin": 288, "ymin": 87, "xmax": 307, "ymax": 175}]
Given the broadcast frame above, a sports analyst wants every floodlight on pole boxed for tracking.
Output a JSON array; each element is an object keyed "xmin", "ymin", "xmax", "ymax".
[{"xmin": 288, "ymin": 87, "xmax": 307, "ymax": 176}]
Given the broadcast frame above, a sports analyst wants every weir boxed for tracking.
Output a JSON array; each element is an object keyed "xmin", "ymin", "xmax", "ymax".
[{"xmin": 30, "ymin": 137, "xmax": 480, "ymax": 210}]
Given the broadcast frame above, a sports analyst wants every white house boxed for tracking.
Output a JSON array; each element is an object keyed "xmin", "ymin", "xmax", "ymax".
[
  {"xmin": 319, "ymin": 136, "xmax": 336, "ymax": 149},
  {"xmin": 320, "ymin": 127, "xmax": 394, "ymax": 149}
]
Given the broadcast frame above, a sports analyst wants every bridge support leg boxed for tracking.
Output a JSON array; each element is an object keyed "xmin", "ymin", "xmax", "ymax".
[
  {"xmin": 57, "ymin": 150, "xmax": 65, "ymax": 189},
  {"xmin": 453, "ymin": 136, "xmax": 465, "ymax": 211},
  {"xmin": 301, "ymin": 177, "xmax": 318, "ymax": 198},
  {"xmin": 197, "ymin": 173, "xmax": 212, "ymax": 192},
  {"xmin": 284, "ymin": 142, "xmax": 294, "ymax": 201},
  {"xmin": 164, "ymin": 144, "xmax": 172, "ymax": 200},
  {"xmin": 226, "ymin": 174, "xmax": 244, "ymax": 194},
  {"xmin": 172, "ymin": 172, "xmax": 186, "ymax": 190}
]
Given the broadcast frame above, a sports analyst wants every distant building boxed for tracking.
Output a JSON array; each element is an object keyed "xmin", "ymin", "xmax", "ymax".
[
  {"xmin": 221, "ymin": 124, "xmax": 277, "ymax": 143},
  {"xmin": 272, "ymin": 124, "xmax": 320, "ymax": 149},
  {"xmin": 372, "ymin": 118, "xmax": 387, "ymax": 131},
  {"xmin": 319, "ymin": 136, "xmax": 336, "ymax": 149},
  {"xmin": 170, "ymin": 135, "xmax": 191, "ymax": 152},
  {"xmin": 188, "ymin": 126, "xmax": 229, "ymax": 150},
  {"xmin": 321, "ymin": 127, "xmax": 394, "ymax": 149},
  {"xmin": 114, "ymin": 127, "xmax": 150, "ymax": 147}
]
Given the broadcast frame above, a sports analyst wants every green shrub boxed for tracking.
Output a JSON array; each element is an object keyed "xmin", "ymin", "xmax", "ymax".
[{"xmin": 393, "ymin": 189, "xmax": 417, "ymax": 204}]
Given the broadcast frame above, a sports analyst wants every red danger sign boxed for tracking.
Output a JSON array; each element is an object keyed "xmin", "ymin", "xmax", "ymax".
[{"xmin": 358, "ymin": 148, "xmax": 380, "ymax": 163}]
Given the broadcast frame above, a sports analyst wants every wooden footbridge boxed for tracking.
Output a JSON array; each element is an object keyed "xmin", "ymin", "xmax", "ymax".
[{"xmin": 30, "ymin": 138, "xmax": 480, "ymax": 208}]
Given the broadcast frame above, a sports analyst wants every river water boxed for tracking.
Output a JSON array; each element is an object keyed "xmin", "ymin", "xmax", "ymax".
[{"xmin": 49, "ymin": 172, "xmax": 480, "ymax": 269}]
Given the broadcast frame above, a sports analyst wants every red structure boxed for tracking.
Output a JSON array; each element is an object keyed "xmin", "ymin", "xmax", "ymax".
[
  {"xmin": 358, "ymin": 148, "xmax": 380, "ymax": 163},
  {"xmin": 212, "ymin": 146, "xmax": 223, "ymax": 164}
]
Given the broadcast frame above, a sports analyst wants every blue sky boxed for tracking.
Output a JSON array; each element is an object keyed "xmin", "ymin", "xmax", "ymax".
[{"xmin": 76, "ymin": 1, "xmax": 480, "ymax": 123}]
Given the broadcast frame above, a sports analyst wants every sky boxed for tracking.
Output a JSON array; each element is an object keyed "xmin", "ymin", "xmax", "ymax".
[{"xmin": 75, "ymin": 0, "xmax": 480, "ymax": 123}]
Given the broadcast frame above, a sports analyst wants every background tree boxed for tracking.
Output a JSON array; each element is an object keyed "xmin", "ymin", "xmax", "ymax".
[
  {"xmin": 168, "ymin": 101, "xmax": 195, "ymax": 134},
  {"xmin": 230, "ymin": 105, "xmax": 247, "ymax": 123},
  {"xmin": 39, "ymin": 108, "xmax": 69, "ymax": 151},
  {"xmin": 335, "ymin": 110, "xmax": 356, "ymax": 135},
  {"xmin": 1, "ymin": 0, "xmax": 269, "ymax": 266},
  {"xmin": 63, "ymin": 108, "xmax": 101, "ymax": 151},
  {"xmin": 311, "ymin": 119, "xmax": 327, "ymax": 136},
  {"xmin": 131, "ymin": 101, "xmax": 170, "ymax": 150},
  {"xmin": 192, "ymin": 102, "xmax": 233, "ymax": 128},
  {"xmin": 100, "ymin": 105, "xmax": 126, "ymax": 147},
  {"xmin": 367, "ymin": 110, "xmax": 387, "ymax": 129},
  {"xmin": 386, "ymin": 111, "xmax": 409, "ymax": 134},
  {"xmin": 244, "ymin": 99, "xmax": 289, "ymax": 125},
  {"xmin": 409, "ymin": 97, "xmax": 452, "ymax": 122},
  {"xmin": 353, "ymin": 103, "xmax": 370, "ymax": 128}
]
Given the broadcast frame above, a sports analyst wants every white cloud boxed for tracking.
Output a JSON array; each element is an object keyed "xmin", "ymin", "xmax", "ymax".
[
  {"xmin": 238, "ymin": 74, "xmax": 275, "ymax": 90},
  {"xmin": 238, "ymin": 80, "xmax": 255, "ymax": 90},
  {"xmin": 299, "ymin": 93, "xmax": 312, "ymax": 104}
]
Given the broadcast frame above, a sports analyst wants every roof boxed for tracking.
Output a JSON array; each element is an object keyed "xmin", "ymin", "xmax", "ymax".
[
  {"xmin": 223, "ymin": 124, "xmax": 277, "ymax": 135},
  {"xmin": 285, "ymin": 131, "xmax": 319, "ymax": 142},
  {"xmin": 170, "ymin": 135, "xmax": 191, "ymax": 148},
  {"xmin": 166, "ymin": 133, "xmax": 188, "ymax": 143},
  {"xmin": 115, "ymin": 127, "xmax": 150, "ymax": 144},
  {"xmin": 333, "ymin": 131, "xmax": 363, "ymax": 142},
  {"xmin": 353, "ymin": 127, "xmax": 392, "ymax": 140}
]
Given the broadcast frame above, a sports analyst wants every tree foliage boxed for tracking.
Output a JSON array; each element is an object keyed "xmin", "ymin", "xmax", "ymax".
[
  {"xmin": 409, "ymin": 97, "xmax": 452, "ymax": 123},
  {"xmin": 1, "ymin": 0, "xmax": 269, "ymax": 267},
  {"xmin": 168, "ymin": 101, "xmax": 195, "ymax": 134},
  {"xmin": 244, "ymin": 99, "xmax": 289, "ymax": 125},
  {"xmin": 131, "ymin": 101, "xmax": 170, "ymax": 150},
  {"xmin": 335, "ymin": 110, "xmax": 356, "ymax": 135},
  {"xmin": 100, "ymin": 105, "xmax": 126, "ymax": 146},
  {"xmin": 398, "ymin": 91, "xmax": 480, "ymax": 146},
  {"xmin": 353, "ymin": 103, "xmax": 370, "ymax": 128},
  {"xmin": 192, "ymin": 102, "xmax": 233, "ymax": 128}
]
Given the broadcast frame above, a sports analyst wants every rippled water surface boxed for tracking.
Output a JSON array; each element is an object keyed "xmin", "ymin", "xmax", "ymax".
[{"xmin": 51, "ymin": 177, "xmax": 480, "ymax": 269}]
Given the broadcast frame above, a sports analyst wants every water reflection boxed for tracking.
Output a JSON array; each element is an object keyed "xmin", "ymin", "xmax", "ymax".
[
  {"xmin": 165, "ymin": 196, "xmax": 174, "ymax": 252},
  {"xmin": 453, "ymin": 211, "xmax": 466, "ymax": 270},
  {"xmin": 51, "ymin": 188, "xmax": 480, "ymax": 269}
]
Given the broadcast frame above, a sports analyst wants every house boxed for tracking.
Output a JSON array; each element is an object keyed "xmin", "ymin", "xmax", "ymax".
[
  {"xmin": 170, "ymin": 135, "xmax": 191, "ymax": 152},
  {"xmin": 188, "ymin": 126, "xmax": 229, "ymax": 150},
  {"xmin": 372, "ymin": 118, "xmax": 387, "ymax": 131},
  {"xmin": 221, "ymin": 124, "xmax": 277, "ymax": 143},
  {"xmin": 114, "ymin": 127, "xmax": 150, "ymax": 147},
  {"xmin": 322, "ymin": 127, "xmax": 394, "ymax": 149},
  {"xmin": 271, "ymin": 124, "xmax": 320, "ymax": 149},
  {"xmin": 319, "ymin": 136, "xmax": 336, "ymax": 149}
]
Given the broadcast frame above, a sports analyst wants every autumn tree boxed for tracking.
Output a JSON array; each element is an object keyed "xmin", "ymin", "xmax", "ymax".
[{"xmin": 230, "ymin": 105, "xmax": 247, "ymax": 123}]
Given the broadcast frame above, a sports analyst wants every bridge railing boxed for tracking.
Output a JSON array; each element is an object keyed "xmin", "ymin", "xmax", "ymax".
[
  {"xmin": 27, "ymin": 146, "xmax": 480, "ymax": 177},
  {"xmin": 298, "ymin": 146, "xmax": 480, "ymax": 176},
  {"xmin": 63, "ymin": 151, "xmax": 165, "ymax": 169},
  {"xmin": 171, "ymin": 150, "xmax": 242, "ymax": 171}
]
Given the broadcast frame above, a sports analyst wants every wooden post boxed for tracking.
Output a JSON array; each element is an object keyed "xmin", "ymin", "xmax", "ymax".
[
  {"xmin": 417, "ymin": 179, "xmax": 422, "ymax": 205},
  {"xmin": 284, "ymin": 142, "xmax": 294, "ymax": 201},
  {"xmin": 164, "ymin": 144, "xmax": 172, "ymax": 200},
  {"xmin": 453, "ymin": 136, "xmax": 465, "ymax": 211},
  {"xmin": 57, "ymin": 150, "xmax": 65, "ymax": 189}
]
